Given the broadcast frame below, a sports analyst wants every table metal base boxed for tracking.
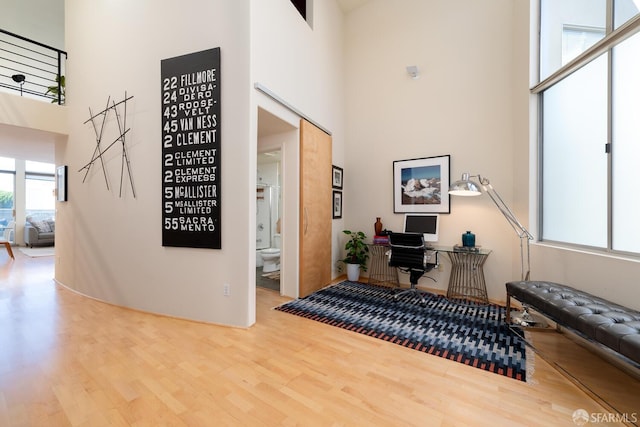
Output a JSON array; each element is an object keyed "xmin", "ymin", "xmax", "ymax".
[
  {"xmin": 367, "ymin": 244, "xmax": 399, "ymax": 287},
  {"xmin": 445, "ymin": 251, "xmax": 489, "ymax": 304}
]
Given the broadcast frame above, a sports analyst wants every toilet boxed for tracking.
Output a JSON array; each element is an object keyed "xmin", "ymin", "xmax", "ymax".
[{"xmin": 260, "ymin": 234, "xmax": 281, "ymax": 273}]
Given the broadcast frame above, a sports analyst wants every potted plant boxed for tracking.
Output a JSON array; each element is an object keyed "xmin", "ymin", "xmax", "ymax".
[
  {"xmin": 45, "ymin": 75, "xmax": 65, "ymax": 104},
  {"xmin": 341, "ymin": 230, "xmax": 369, "ymax": 282}
]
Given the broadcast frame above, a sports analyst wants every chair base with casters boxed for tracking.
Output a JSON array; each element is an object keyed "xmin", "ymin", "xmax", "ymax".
[
  {"xmin": 387, "ymin": 233, "xmax": 438, "ymax": 306},
  {"xmin": 393, "ymin": 267, "xmax": 435, "ymax": 304}
]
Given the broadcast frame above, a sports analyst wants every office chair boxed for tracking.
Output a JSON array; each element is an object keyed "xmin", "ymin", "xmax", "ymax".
[{"xmin": 387, "ymin": 232, "xmax": 436, "ymax": 305}]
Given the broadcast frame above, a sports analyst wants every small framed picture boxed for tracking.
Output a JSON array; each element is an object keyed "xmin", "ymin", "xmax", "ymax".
[
  {"xmin": 56, "ymin": 165, "xmax": 67, "ymax": 202},
  {"xmin": 332, "ymin": 191, "xmax": 342, "ymax": 219},
  {"xmin": 332, "ymin": 165, "xmax": 343, "ymax": 189},
  {"xmin": 393, "ymin": 154, "xmax": 450, "ymax": 213}
]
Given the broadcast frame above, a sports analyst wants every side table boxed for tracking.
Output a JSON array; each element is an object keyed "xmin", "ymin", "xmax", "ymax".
[
  {"xmin": 437, "ymin": 246, "xmax": 491, "ymax": 304},
  {"xmin": 367, "ymin": 244, "xmax": 399, "ymax": 287}
]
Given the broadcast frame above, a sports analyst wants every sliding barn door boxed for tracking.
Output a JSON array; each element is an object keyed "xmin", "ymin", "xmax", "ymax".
[{"xmin": 299, "ymin": 119, "xmax": 332, "ymax": 297}]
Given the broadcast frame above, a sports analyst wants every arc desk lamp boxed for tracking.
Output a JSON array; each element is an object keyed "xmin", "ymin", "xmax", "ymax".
[{"xmin": 449, "ymin": 173, "xmax": 533, "ymax": 281}]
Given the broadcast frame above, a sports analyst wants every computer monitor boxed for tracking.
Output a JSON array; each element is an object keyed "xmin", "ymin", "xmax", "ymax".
[{"xmin": 403, "ymin": 214, "xmax": 439, "ymax": 245}]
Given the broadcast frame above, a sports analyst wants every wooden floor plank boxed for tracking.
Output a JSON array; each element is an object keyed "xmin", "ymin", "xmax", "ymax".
[{"xmin": 0, "ymin": 250, "xmax": 624, "ymax": 426}]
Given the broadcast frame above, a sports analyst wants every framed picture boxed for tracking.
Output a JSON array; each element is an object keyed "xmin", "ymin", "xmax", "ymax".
[
  {"xmin": 332, "ymin": 191, "xmax": 343, "ymax": 219},
  {"xmin": 332, "ymin": 165, "xmax": 343, "ymax": 189},
  {"xmin": 56, "ymin": 165, "xmax": 67, "ymax": 202},
  {"xmin": 393, "ymin": 155, "xmax": 450, "ymax": 213}
]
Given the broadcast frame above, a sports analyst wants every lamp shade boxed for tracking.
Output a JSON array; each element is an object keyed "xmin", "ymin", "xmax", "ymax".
[{"xmin": 449, "ymin": 173, "xmax": 481, "ymax": 196}]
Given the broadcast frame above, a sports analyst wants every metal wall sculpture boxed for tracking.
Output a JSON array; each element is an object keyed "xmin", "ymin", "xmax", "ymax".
[{"xmin": 79, "ymin": 92, "xmax": 136, "ymax": 198}]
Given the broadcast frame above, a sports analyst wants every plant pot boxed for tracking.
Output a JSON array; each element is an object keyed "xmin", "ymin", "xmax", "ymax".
[{"xmin": 346, "ymin": 263, "xmax": 361, "ymax": 282}]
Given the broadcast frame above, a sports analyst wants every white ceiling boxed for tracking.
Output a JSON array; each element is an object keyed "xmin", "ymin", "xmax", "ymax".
[{"xmin": 336, "ymin": 0, "xmax": 371, "ymax": 13}]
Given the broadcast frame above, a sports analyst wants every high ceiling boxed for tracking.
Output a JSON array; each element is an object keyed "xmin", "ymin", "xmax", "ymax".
[
  {"xmin": 1, "ymin": 1, "xmax": 371, "ymax": 165},
  {"xmin": 256, "ymin": 0, "xmax": 371, "ymax": 138}
]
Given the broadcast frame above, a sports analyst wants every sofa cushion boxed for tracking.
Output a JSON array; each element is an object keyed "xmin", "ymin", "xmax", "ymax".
[{"xmin": 27, "ymin": 218, "xmax": 52, "ymax": 233}]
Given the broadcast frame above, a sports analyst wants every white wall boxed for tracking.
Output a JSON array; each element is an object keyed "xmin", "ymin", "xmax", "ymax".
[
  {"xmin": 343, "ymin": 0, "xmax": 530, "ymax": 301},
  {"xmin": 58, "ymin": 0, "xmax": 253, "ymax": 327},
  {"xmin": 55, "ymin": 0, "xmax": 347, "ymax": 327},
  {"xmin": 531, "ymin": 244, "xmax": 640, "ymax": 310},
  {"xmin": 0, "ymin": 94, "xmax": 68, "ymax": 138},
  {"xmin": 250, "ymin": 0, "xmax": 347, "ymax": 281},
  {"xmin": 0, "ymin": 0, "xmax": 64, "ymax": 49}
]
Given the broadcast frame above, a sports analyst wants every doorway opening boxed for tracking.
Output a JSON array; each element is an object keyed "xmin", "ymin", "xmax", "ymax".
[
  {"xmin": 256, "ymin": 106, "xmax": 298, "ymax": 296},
  {"xmin": 0, "ymin": 157, "xmax": 56, "ymax": 248},
  {"xmin": 256, "ymin": 150, "xmax": 281, "ymax": 292}
]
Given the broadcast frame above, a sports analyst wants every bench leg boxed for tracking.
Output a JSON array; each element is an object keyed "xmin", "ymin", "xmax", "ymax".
[{"xmin": 506, "ymin": 293, "xmax": 511, "ymax": 323}]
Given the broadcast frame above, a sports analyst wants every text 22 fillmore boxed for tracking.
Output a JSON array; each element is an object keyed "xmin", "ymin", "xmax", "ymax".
[{"xmin": 161, "ymin": 48, "xmax": 221, "ymax": 249}]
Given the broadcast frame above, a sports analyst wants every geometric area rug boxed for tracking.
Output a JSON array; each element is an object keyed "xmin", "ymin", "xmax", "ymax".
[{"xmin": 275, "ymin": 281, "xmax": 527, "ymax": 381}]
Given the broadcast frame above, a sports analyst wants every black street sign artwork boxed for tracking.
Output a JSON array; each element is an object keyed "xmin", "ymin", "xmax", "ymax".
[{"xmin": 161, "ymin": 47, "xmax": 221, "ymax": 249}]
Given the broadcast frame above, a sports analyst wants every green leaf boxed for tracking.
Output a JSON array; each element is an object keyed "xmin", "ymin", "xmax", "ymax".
[{"xmin": 340, "ymin": 229, "xmax": 370, "ymax": 271}]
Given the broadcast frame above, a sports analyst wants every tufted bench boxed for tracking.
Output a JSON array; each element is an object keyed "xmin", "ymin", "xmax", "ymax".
[{"xmin": 506, "ymin": 281, "xmax": 640, "ymax": 368}]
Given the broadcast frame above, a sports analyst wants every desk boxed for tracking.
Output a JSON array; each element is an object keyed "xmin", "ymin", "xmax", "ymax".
[
  {"xmin": 368, "ymin": 243, "xmax": 438, "ymax": 288},
  {"xmin": 367, "ymin": 244, "xmax": 399, "ymax": 287},
  {"xmin": 436, "ymin": 246, "xmax": 491, "ymax": 304},
  {"xmin": 367, "ymin": 243, "xmax": 490, "ymax": 303}
]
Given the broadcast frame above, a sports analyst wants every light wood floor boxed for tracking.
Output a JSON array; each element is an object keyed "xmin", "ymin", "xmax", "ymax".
[{"xmin": 0, "ymin": 250, "xmax": 621, "ymax": 426}]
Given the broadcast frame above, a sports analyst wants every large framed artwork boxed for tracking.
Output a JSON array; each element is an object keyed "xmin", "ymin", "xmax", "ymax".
[
  {"xmin": 393, "ymin": 155, "xmax": 450, "ymax": 213},
  {"xmin": 161, "ymin": 47, "xmax": 221, "ymax": 249}
]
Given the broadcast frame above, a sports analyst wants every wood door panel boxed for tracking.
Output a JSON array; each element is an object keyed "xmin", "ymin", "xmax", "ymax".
[{"xmin": 299, "ymin": 119, "xmax": 332, "ymax": 297}]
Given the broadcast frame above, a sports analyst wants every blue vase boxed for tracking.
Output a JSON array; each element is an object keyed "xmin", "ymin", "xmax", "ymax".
[{"xmin": 462, "ymin": 231, "xmax": 475, "ymax": 247}]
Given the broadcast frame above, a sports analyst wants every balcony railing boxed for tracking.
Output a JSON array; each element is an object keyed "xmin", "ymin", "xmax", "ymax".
[{"xmin": 0, "ymin": 28, "xmax": 67, "ymax": 104}]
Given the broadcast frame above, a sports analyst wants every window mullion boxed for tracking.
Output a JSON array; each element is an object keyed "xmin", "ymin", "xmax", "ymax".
[
  {"xmin": 533, "ymin": 12, "xmax": 640, "ymax": 94},
  {"xmin": 607, "ymin": 46, "xmax": 613, "ymax": 252},
  {"xmin": 607, "ymin": 0, "xmax": 613, "ymax": 34}
]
